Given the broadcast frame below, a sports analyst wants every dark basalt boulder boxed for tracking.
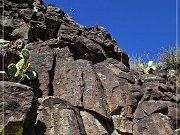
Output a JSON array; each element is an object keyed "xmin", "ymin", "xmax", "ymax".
[
  {"xmin": 0, "ymin": 81, "xmax": 37, "ymax": 134},
  {"xmin": 0, "ymin": 0, "xmax": 179, "ymax": 134}
]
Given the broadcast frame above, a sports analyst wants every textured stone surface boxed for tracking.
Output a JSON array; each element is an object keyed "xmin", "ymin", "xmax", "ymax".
[
  {"xmin": 82, "ymin": 26, "xmax": 130, "ymax": 67},
  {"xmin": 0, "ymin": 81, "xmax": 34, "ymax": 132},
  {"xmin": 35, "ymin": 97, "xmax": 82, "ymax": 135},
  {"xmin": 45, "ymin": 5, "xmax": 64, "ymax": 39},
  {"xmin": 80, "ymin": 111, "xmax": 110, "ymax": 135},
  {"xmin": 0, "ymin": 0, "xmax": 179, "ymax": 134},
  {"xmin": 112, "ymin": 115, "xmax": 133, "ymax": 134},
  {"xmin": 53, "ymin": 59, "xmax": 108, "ymax": 118},
  {"xmin": 133, "ymin": 113, "xmax": 174, "ymax": 135},
  {"xmin": 94, "ymin": 59, "xmax": 134, "ymax": 117},
  {"xmin": 28, "ymin": 48, "xmax": 54, "ymax": 97}
]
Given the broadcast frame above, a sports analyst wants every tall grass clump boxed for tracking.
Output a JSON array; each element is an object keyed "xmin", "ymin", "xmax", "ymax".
[
  {"xmin": 130, "ymin": 46, "xmax": 180, "ymax": 72},
  {"xmin": 130, "ymin": 55, "xmax": 145, "ymax": 71},
  {"xmin": 129, "ymin": 53, "xmax": 156, "ymax": 72},
  {"xmin": 159, "ymin": 47, "xmax": 180, "ymax": 69}
]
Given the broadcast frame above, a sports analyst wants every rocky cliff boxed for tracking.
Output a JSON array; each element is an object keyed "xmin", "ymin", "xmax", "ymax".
[{"xmin": 0, "ymin": 0, "xmax": 179, "ymax": 135}]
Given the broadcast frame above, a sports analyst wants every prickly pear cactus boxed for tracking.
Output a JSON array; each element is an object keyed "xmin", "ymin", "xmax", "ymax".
[
  {"xmin": 144, "ymin": 61, "xmax": 156, "ymax": 74},
  {"xmin": 20, "ymin": 49, "xmax": 30, "ymax": 60},
  {"xmin": 26, "ymin": 71, "xmax": 37, "ymax": 80},
  {"xmin": 7, "ymin": 48, "xmax": 37, "ymax": 82},
  {"xmin": 7, "ymin": 64, "xmax": 17, "ymax": 77}
]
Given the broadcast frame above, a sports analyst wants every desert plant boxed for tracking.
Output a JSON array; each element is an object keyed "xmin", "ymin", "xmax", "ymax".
[
  {"xmin": 130, "ymin": 55, "xmax": 156, "ymax": 74},
  {"xmin": 33, "ymin": 0, "xmax": 41, "ymax": 12},
  {"xmin": 144, "ymin": 60, "xmax": 156, "ymax": 74},
  {"xmin": 159, "ymin": 47, "xmax": 180, "ymax": 69},
  {"xmin": 7, "ymin": 48, "xmax": 37, "ymax": 82},
  {"xmin": 130, "ymin": 55, "xmax": 145, "ymax": 71}
]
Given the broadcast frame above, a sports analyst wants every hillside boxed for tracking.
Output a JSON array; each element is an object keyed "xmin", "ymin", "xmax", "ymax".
[{"xmin": 0, "ymin": 0, "xmax": 179, "ymax": 135}]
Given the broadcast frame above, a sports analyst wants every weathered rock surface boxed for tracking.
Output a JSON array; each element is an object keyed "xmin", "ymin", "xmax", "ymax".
[
  {"xmin": 0, "ymin": 81, "xmax": 36, "ymax": 134},
  {"xmin": 53, "ymin": 59, "xmax": 108, "ymax": 118},
  {"xmin": 133, "ymin": 113, "xmax": 174, "ymax": 135},
  {"xmin": 94, "ymin": 59, "xmax": 135, "ymax": 118},
  {"xmin": 0, "ymin": 0, "xmax": 179, "ymax": 134},
  {"xmin": 35, "ymin": 97, "xmax": 85, "ymax": 135}
]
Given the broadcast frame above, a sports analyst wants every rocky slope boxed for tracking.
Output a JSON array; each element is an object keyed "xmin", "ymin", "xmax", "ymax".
[{"xmin": 0, "ymin": 0, "xmax": 179, "ymax": 135}]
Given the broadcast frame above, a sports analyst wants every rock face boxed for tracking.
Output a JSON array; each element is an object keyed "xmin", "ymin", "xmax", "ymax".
[
  {"xmin": 0, "ymin": 0, "xmax": 179, "ymax": 135},
  {"xmin": 0, "ymin": 81, "xmax": 37, "ymax": 134}
]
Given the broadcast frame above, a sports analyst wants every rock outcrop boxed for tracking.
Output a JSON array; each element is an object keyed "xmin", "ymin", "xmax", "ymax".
[{"xmin": 0, "ymin": 0, "xmax": 179, "ymax": 135}]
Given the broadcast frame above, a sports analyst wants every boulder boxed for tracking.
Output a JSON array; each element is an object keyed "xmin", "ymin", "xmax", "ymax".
[
  {"xmin": 1, "ymin": 0, "xmax": 179, "ymax": 134},
  {"xmin": 35, "ymin": 97, "xmax": 86, "ymax": 135},
  {"xmin": 133, "ymin": 113, "xmax": 174, "ymax": 135},
  {"xmin": 53, "ymin": 59, "xmax": 108, "ymax": 118},
  {"xmin": 45, "ymin": 5, "xmax": 64, "ymax": 39},
  {"xmin": 82, "ymin": 26, "xmax": 130, "ymax": 67},
  {"xmin": 80, "ymin": 111, "xmax": 110, "ymax": 135},
  {"xmin": 94, "ymin": 59, "xmax": 134, "ymax": 117},
  {"xmin": 0, "ymin": 81, "xmax": 36, "ymax": 133}
]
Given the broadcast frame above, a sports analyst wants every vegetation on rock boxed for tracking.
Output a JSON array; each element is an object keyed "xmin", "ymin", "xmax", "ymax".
[
  {"xmin": 159, "ymin": 47, "xmax": 180, "ymax": 69},
  {"xmin": 144, "ymin": 60, "xmax": 156, "ymax": 74},
  {"xmin": 0, "ymin": 122, "xmax": 23, "ymax": 135},
  {"xmin": 130, "ymin": 59, "xmax": 156, "ymax": 74},
  {"xmin": 7, "ymin": 48, "xmax": 37, "ymax": 82},
  {"xmin": 1, "ymin": 0, "xmax": 179, "ymax": 134},
  {"xmin": 130, "ymin": 46, "xmax": 180, "ymax": 73}
]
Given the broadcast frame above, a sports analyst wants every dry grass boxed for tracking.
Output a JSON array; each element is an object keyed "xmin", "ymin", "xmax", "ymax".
[
  {"xmin": 129, "ymin": 46, "xmax": 180, "ymax": 72},
  {"xmin": 130, "ymin": 55, "xmax": 145, "ymax": 71},
  {"xmin": 129, "ymin": 53, "xmax": 152, "ymax": 71},
  {"xmin": 159, "ymin": 47, "xmax": 180, "ymax": 69}
]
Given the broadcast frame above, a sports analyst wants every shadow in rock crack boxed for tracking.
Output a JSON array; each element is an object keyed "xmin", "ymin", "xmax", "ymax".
[
  {"xmin": 47, "ymin": 54, "xmax": 56, "ymax": 96},
  {"xmin": 34, "ymin": 120, "xmax": 47, "ymax": 135},
  {"xmin": 31, "ymin": 78, "xmax": 43, "ymax": 98},
  {"xmin": 22, "ymin": 97, "xmax": 39, "ymax": 135}
]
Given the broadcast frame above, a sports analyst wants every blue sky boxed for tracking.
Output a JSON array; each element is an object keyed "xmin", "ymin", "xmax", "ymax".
[{"xmin": 43, "ymin": 0, "xmax": 179, "ymax": 61}]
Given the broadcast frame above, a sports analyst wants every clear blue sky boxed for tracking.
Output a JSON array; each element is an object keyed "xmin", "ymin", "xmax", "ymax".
[{"xmin": 43, "ymin": 0, "xmax": 179, "ymax": 60}]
